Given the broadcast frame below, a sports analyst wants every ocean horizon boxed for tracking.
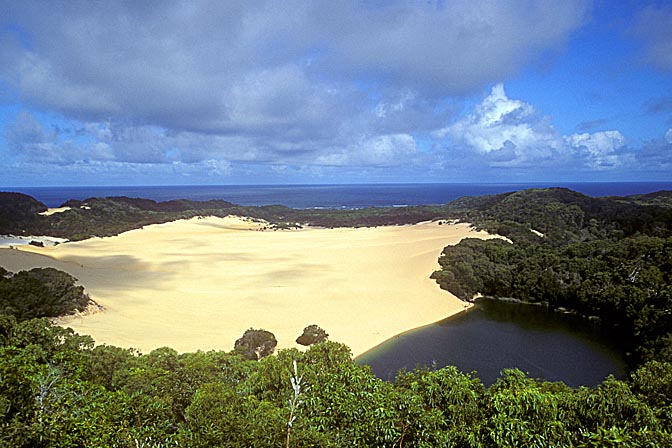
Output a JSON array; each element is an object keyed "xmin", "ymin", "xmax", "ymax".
[{"xmin": 4, "ymin": 181, "xmax": 672, "ymax": 209}]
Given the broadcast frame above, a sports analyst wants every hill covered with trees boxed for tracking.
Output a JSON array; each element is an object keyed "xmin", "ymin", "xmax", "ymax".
[
  {"xmin": 2, "ymin": 187, "xmax": 671, "ymax": 241},
  {"xmin": 0, "ymin": 192, "xmax": 447, "ymax": 240},
  {"xmin": 432, "ymin": 188, "xmax": 672, "ymax": 367}
]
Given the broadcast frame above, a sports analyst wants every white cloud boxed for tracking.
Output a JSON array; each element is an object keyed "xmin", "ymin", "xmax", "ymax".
[
  {"xmin": 436, "ymin": 84, "xmax": 559, "ymax": 165},
  {"xmin": 436, "ymin": 84, "xmax": 630, "ymax": 170},
  {"xmin": 4, "ymin": 111, "xmax": 114, "ymax": 164},
  {"xmin": 316, "ymin": 134, "xmax": 417, "ymax": 167},
  {"xmin": 361, "ymin": 134, "xmax": 417, "ymax": 166},
  {"xmin": 5, "ymin": 111, "xmax": 54, "ymax": 150},
  {"xmin": 437, "ymin": 84, "xmax": 534, "ymax": 153},
  {"xmin": 171, "ymin": 160, "xmax": 232, "ymax": 177},
  {"xmin": 375, "ymin": 91, "xmax": 415, "ymax": 118},
  {"xmin": 565, "ymin": 131, "xmax": 626, "ymax": 169},
  {"xmin": 636, "ymin": 129, "xmax": 672, "ymax": 171}
]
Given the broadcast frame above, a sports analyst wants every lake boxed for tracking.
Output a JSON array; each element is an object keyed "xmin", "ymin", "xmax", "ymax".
[{"xmin": 356, "ymin": 298, "xmax": 627, "ymax": 387}]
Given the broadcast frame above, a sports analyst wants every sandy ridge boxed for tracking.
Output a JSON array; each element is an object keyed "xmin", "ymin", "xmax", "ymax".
[{"xmin": 0, "ymin": 215, "xmax": 501, "ymax": 356}]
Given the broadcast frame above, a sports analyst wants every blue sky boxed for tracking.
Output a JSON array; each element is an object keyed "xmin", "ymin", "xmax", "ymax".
[{"xmin": 0, "ymin": 0, "xmax": 671, "ymax": 186}]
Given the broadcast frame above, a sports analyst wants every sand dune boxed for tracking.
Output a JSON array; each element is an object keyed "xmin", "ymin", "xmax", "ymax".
[
  {"xmin": 0, "ymin": 216, "xmax": 500, "ymax": 356},
  {"xmin": 38, "ymin": 206, "xmax": 72, "ymax": 216}
]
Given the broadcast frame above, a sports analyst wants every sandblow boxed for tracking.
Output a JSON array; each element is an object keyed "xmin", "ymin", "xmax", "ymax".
[{"xmin": 0, "ymin": 216, "xmax": 500, "ymax": 356}]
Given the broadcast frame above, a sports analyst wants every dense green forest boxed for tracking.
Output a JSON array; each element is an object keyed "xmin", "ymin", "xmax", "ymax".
[
  {"xmin": 2, "ymin": 187, "xmax": 672, "ymax": 446},
  {"xmin": 1, "ymin": 317, "xmax": 672, "ymax": 447},
  {"xmin": 432, "ymin": 188, "xmax": 672, "ymax": 368},
  {"xmin": 0, "ymin": 268, "xmax": 92, "ymax": 321}
]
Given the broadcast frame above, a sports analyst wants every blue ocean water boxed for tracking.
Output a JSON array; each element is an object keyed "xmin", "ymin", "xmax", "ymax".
[{"xmin": 7, "ymin": 182, "xmax": 672, "ymax": 208}]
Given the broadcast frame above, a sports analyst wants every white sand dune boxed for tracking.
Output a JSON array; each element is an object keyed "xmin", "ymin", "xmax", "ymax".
[
  {"xmin": 0, "ymin": 216, "xmax": 500, "ymax": 356},
  {"xmin": 38, "ymin": 207, "xmax": 72, "ymax": 216}
]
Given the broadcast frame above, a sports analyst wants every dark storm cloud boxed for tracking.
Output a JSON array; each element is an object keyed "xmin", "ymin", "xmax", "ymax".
[{"xmin": 316, "ymin": 1, "xmax": 591, "ymax": 94}]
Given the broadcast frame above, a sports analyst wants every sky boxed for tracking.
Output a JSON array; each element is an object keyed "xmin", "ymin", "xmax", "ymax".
[{"xmin": 0, "ymin": 0, "xmax": 671, "ymax": 186}]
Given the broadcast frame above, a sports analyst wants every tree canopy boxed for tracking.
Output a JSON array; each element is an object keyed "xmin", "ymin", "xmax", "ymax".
[
  {"xmin": 234, "ymin": 328, "xmax": 278, "ymax": 360},
  {"xmin": 0, "ymin": 267, "xmax": 92, "ymax": 321},
  {"xmin": 0, "ymin": 317, "xmax": 671, "ymax": 447},
  {"xmin": 296, "ymin": 324, "xmax": 329, "ymax": 346}
]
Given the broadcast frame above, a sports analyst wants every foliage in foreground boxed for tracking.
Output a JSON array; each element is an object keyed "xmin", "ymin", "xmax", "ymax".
[{"xmin": 0, "ymin": 318, "xmax": 671, "ymax": 447}]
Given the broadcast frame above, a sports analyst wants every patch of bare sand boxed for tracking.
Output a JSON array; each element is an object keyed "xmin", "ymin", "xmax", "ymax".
[
  {"xmin": 38, "ymin": 206, "xmax": 71, "ymax": 216},
  {"xmin": 0, "ymin": 216, "xmax": 501, "ymax": 356}
]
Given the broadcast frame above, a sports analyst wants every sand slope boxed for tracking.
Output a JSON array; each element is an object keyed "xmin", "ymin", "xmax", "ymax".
[{"xmin": 0, "ymin": 216, "xmax": 500, "ymax": 356}]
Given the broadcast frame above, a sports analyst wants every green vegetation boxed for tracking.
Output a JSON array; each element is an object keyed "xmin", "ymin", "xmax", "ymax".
[
  {"xmin": 0, "ymin": 192, "xmax": 47, "ymax": 235},
  {"xmin": 296, "ymin": 324, "xmax": 329, "ymax": 346},
  {"xmin": 0, "ymin": 267, "xmax": 92, "ymax": 321},
  {"xmin": 1, "ymin": 317, "xmax": 671, "ymax": 447},
  {"xmin": 0, "ymin": 192, "xmax": 447, "ymax": 241},
  {"xmin": 432, "ymin": 188, "xmax": 672, "ymax": 367},
  {"xmin": 2, "ymin": 187, "xmax": 671, "ymax": 242},
  {"xmin": 3, "ymin": 187, "xmax": 672, "ymax": 445},
  {"xmin": 443, "ymin": 187, "xmax": 672, "ymax": 240},
  {"xmin": 233, "ymin": 328, "xmax": 278, "ymax": 361}
]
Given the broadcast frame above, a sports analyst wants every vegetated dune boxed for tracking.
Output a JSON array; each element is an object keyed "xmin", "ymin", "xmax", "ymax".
[{"xmin": 0, "ymin": 216, "xmax": 501, "ymax": 356}]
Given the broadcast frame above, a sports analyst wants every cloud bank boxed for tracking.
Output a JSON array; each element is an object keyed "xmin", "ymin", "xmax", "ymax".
[{"xmin": 0, "ymin": 0, "xmax": 668, "ymax": 184}]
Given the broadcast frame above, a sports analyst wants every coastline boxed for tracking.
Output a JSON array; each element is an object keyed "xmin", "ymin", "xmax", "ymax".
[{"xmin": 0, "ymin": 215, "xmax": 501, "ymax": 357}]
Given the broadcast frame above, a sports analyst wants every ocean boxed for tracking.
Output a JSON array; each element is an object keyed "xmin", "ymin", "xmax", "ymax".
[{"xmin": 7, "ymin": 182, "xmax": 672, "ymax": 209}]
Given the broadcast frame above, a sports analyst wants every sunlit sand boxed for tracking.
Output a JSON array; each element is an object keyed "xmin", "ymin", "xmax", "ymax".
[
  {"xmin": 0, "ymin": 216, "xmax": 500, "ymax": 356},
  {"xmin": 38, "ymin": 207, "xmax": 72, "ymax": 216}
]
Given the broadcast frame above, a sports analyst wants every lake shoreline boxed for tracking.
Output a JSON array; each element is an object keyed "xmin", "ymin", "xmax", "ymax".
[{"xmin": 357, "ymin": 298, "xmax": 628, "ymax": 387}]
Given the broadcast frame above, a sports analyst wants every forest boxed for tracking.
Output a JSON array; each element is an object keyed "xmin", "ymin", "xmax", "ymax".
[
  {"xmin": 0, "ymin": 268, "xmax": 92, "ymax": 321},
  {"xmin": 432, "ymin": 188, "xmax": 672, "ymax": 367},
  {"xmin": 1, "ymin": 187, "xmax": 672, "ymax": 446},
  {"xmin": 1, "ymin": 316, "xmax": 672, "ymax": 447}
]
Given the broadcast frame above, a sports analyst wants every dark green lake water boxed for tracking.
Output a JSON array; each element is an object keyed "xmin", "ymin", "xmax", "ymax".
[{"xmin": 356, "ymin": 299, "xmax": 627, "ymax": 387}]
